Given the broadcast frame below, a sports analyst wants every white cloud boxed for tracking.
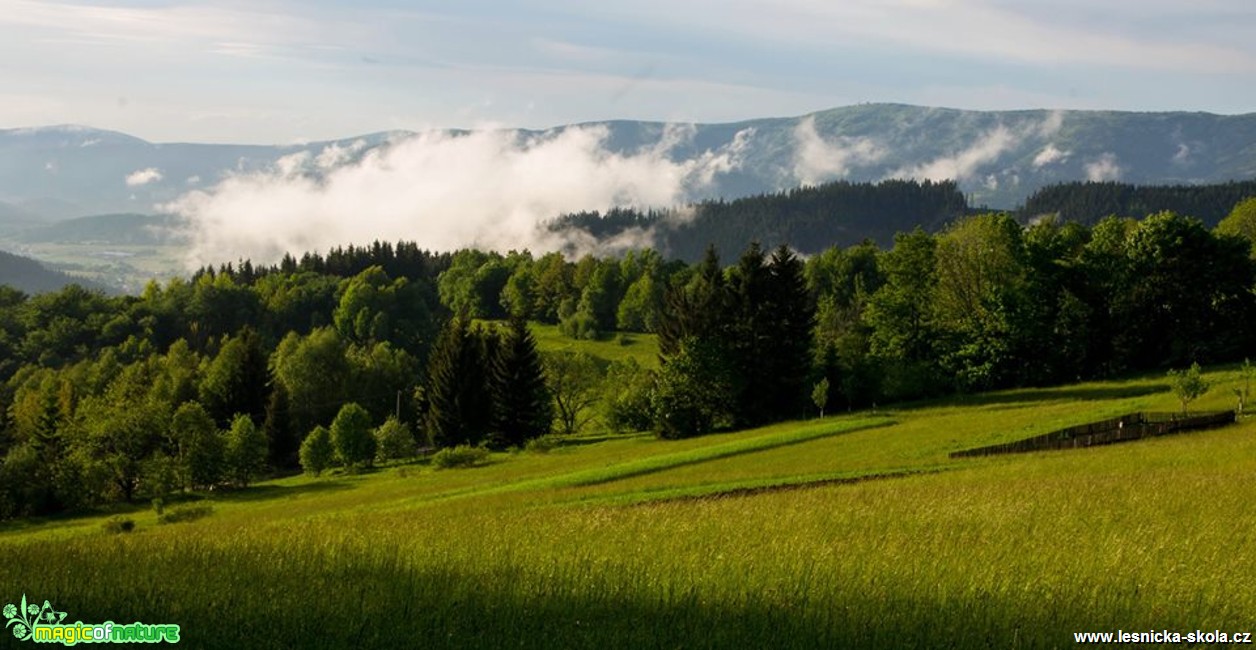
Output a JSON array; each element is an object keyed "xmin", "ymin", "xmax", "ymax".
[
  {"xmin": 125, "ymin": 167, "xmax": 163, "ymax": 187},
  {"xmin": 1084, "ymin": 153, "xmax": 1122, "ymax": 181},
  {"xmin": 791, "ymin": 116, "xmax": 884, "ymax": 185},
  {"xmin": 1172, "ymin": 143, "xmax": 1192, "ymax": 165},
  {"xmin": 186, "ymin": 175, "xmax": 201, "ymax": 185},
  {"xmin": 1033, "ymin": 143, "xmax": 1070, "ymax": 168},
  {"xmin": 893, "ymin": 124, "xmax": 1019, "ymax": 182},
  {"xmin": 166, "ymin": 125, "xmax": 750, "ymax": 268}
]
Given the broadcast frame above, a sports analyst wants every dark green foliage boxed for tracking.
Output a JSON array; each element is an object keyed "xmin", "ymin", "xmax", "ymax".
[
  {"xmin": 490, "ymin": 317, "xmax": 553, "ymax": 448},
  {"xmin": 1022, "ymin": 180, "xmax": 1256, "ymax": 227},
  {"xmin": 651, "ymin": 337, "xmax": 735, "ymax": 440},
  {"xmin": 550, "ymin": 179, "xmax": 968, "ymax": 260},
  {"xmin": 199, "ymin": 328, "xmax": 269, "ymax": 427},
  {"xmin": 330, "ymin": 403, "xmax": 375, "ymax": 469},
  {"xmin": 262, "ymin": 383, "xmax": 297, "ymax": 469},
  {"xmin": 423, "ymin": 318, "xmax": 494, "ymax": 448}
]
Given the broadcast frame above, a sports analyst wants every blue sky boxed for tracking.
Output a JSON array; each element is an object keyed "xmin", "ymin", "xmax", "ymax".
[{"xmin": 2, "ymin": 0, "xmax": 1254, "ymax": 143}]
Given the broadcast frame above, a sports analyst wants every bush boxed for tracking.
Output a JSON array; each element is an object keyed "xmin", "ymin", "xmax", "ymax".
[
  {"xmin": 331, "ymin": 403, "xmax": 376, "ymax": 469},
  {"xmin": 102, "ymin": 516, "xmax": 135, "ymax": 534},
  {"xmin": 374, "ymin": 417, "xmax": 418, "ymax": 463},
  {"xmin": 431, "ymin": 445, "xmax": 490, "ymax": 469},
  {"xmin": 157, "ymin": 503, "xmax": 215, "ymax": 525},
  {"xmin": 299, "ymin": 426, "xmax": 335, "ymax": 476},
  {"xmin": 525, "ymin": 434, "xmax": 562, "ymax": 454}
]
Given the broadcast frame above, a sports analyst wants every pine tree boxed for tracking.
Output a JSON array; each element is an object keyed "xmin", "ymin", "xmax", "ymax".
[{"xmin": 490, "ymin": 317, "xmax": 553, "ymax": 448}]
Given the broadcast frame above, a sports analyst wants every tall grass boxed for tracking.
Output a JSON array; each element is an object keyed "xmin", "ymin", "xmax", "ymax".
[{"xmin": 2, "ymin": 368, "xmax": 1254, "ymax": 648}]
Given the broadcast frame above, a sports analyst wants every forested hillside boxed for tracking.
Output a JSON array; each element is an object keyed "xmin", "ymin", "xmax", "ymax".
[
  {"xmin": 1022, "ymin": 180, "xmax": 1256, "ymax": 225},
  {"xmin": 0, "ymin": 249, "xmax": 101, "ymax": 294},
  {"xmin": 3, "ymin": 199, "xmax": 1256, "ymax": 520},
  {"xmin": 550, "ymin": 179, "xmax": 969, "ymax": 260}
]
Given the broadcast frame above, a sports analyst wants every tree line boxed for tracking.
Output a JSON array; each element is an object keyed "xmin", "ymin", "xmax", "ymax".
[{"xmin": 2, "ymin": 198, "xmax": 1256, "ymax": 519}]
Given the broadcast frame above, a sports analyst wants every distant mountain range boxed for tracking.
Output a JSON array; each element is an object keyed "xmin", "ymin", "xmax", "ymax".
[{"xmin": 3, "ymin": 104, "xmax": 1255, "ymax": 223}]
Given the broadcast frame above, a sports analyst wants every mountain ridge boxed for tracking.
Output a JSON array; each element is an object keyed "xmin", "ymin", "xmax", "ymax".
[{"xmin": 3, "ymin": 104, "xmax": 1256, "ymax": 220}]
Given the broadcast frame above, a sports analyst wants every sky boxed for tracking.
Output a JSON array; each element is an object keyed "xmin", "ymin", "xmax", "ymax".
[{"xmin": 2, "ymin": 0, "xmax": 1255, "ymax": 144}]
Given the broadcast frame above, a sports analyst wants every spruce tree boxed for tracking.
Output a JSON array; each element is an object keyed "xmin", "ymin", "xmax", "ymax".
[
  {"xmin": 490, "ymin": 317, "xmax": 553, "ymax": 448},
  {"xmin": 764, "ymin": 244, "xmax": 816, "ymax": 420},
  {"xmin": 424, "ymin": 318, "xmax": 494, "ymax": 448},
  {"xmin": 262, "ymin": 382, "xmax": 297, "ymax": 469}
]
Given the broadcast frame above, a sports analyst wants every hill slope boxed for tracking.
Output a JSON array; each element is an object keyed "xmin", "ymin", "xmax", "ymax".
[
  {"xmin": 0, "ymin": 249, "xmax": 100, "ymax": 294},
  {"xmin": 1, "ymin": 367, "xmax": 1252, "ymax": 647}
]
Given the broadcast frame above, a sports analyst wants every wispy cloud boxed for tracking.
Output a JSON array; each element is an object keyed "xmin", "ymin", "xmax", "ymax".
[
  {"xmin": 1084, "ymin": 153, "xmax": 1122, "ymax": 181},
  {"xmin": 791, "ymin": 116, "xmax": 884, "ymax": 185},
  {"xmin": 1032, "ymin": 143, "xmax": 1070, "ymax": 168}
]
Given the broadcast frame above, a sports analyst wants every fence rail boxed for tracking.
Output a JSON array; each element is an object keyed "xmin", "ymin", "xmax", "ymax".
[{"xmin": 950, "ymin": 411, "xmax": 1237, "ymax": 458}]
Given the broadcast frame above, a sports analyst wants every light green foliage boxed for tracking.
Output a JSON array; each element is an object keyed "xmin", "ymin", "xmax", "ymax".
[
  {"xmin": 374, "ymin": 417, "xmax": 417, "ymax": 463},
  {"xmin": 170, "ymin": 401, "xmax": 223, "ymax": 491},
  {"xmin": 542, "ymin": 351, "xmax": 603, "ymax": 436},
  {"xmin": 1238, "ymin": 359, "xmax": 1254, "ymax": 414},
  {"xmin": 331, "ymin": 403, "xmax": 376, "ymax": 469},
  {"xmin": 224, "ymin": 415, "xmax": 268, "ymax": 487},
  {"xmin": 1216, "ymin": 196, "xmax": 1256, "ymax": 257},
  {"xmin": 270, "ymin": 327, "xmax": 349, "ymax": 436},
  {"xmin": 601, "ymin": 359, "xmax": 655, "ymax": 434},
  {"xmin": 298, "ymin": 426, "xmax": 334, "ymax": 476},
  {"xmin": 812, "ymin": 378, "xmax": 830, "ymax": 417},
  {"xmin": 1168, "ymin": 362, "xmax": 1210, "ymax": 414}
]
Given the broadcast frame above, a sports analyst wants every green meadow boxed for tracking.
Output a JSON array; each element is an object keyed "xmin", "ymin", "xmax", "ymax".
[{"xmin": 2, "ymin": 366, "xmax": 1254, "ymax": 648}]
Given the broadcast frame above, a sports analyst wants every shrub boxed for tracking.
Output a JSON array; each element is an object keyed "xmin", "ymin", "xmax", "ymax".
[
  {"xmin": 431, "ymin": 445, "xmax": 490, "ymax": 469},
  {"xmin": 525, "ymin": 434, "xmax": 562, "ymax": 454},
  {"xmin": 299, "ymin": 426, "xmax": 335, "ymax": 476},
  {"xmin": 157, "ymin": 504, "xmax": 215, "ymax": 525},
  {"xmin": 102, "ymin": 517, "xmax": 135, "ymax": 534},
  {"xmin": 374, "ymin": 417, "xmax": 418, "ymax": 463},
  {"xmin": 331, "ymin": 403, "xmax": 376, "ymax": 469}
]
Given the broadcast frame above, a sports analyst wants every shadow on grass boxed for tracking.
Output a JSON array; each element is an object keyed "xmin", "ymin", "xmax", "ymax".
[
  {"xmin": 211, "ymin": 480, "xmax": 355, "ymax": 504},
  {"xmin": 899, "ymin": 383, "xmax": 1168, "ymax": 411},
  {"xmin": 17, "ymin": 541, "xmax": 1200, "ymax": 650},
  {"xmin": 568, "ymin": 420, "xmax": 895, "ymax": 488}
]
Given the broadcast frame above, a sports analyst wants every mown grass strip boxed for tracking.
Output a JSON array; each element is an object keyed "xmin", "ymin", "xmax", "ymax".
[
  {"xmin": 569, "ymin": 465, "xmax": 950, "ymax": 507},
  {"xmin": 377, "ymin": 416, "xmax": 893, "ymax": 509}
]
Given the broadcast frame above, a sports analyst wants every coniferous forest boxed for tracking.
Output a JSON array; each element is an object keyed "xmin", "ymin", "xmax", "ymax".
[{"xmin": 1, "ymin": 189, "xmax": 1256, "ymax": 519}]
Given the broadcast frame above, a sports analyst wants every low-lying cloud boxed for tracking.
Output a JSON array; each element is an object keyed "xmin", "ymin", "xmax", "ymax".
[
  {"xmin": 1084, "ymin": 153, "xmax": 1122, "ymax": 181},
  {"xmin": 125, "ymin": 167, "xmax": 163, "ymax": 187},
  {"xmin": 167, "ymin": 125, "xmax": 751, "ymax": 268},
  {"xmin": 891, "ymin": 111, "xmax": 1064, "ymax": 183},
  {"xmin": 791, "ymin": 116, "xmax": 883, "ymax": 185}
]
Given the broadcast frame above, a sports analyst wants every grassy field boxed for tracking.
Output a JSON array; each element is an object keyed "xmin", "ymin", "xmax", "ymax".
[
  {"xmin": 1, "ymin": 366, "xmax": 1254, "ymax": 648},
  {"xmin": 527, "ymin": 322, "xmax": 660, "ymax": 368}
]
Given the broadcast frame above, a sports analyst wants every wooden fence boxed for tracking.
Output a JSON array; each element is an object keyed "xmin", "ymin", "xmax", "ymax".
[{"xmin": 950, "ymin": 410, "xmax": 1237, "ymax": 458}]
